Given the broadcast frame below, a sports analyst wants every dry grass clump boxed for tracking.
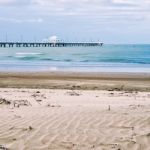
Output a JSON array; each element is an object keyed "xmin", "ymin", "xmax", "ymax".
[{"xmin": 0, "ymin": 98, "xmax": 11, "ymax": 105}]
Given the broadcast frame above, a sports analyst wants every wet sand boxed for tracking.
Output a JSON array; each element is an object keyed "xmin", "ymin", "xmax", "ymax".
[{"xmin": 0, "ymin": 71, "xmax": 150, "ymax": 91}]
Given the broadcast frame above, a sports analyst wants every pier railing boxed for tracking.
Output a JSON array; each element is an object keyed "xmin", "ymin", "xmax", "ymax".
[{"xmin": 0, "ymin": 42, "xmax": 103, "ymax": 48}]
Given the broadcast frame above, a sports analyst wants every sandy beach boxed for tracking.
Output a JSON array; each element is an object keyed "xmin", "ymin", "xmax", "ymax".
[
  {"xmin": 1, "ymin": 0, "xmax": 150, "ymax": 149},
  {"xmin": 0, "ymin": 88, "xmax": 150, "ymax": 150},
  {"xmin": 0, "ymin": 72, "xmax": 150, "ymax": 150}
]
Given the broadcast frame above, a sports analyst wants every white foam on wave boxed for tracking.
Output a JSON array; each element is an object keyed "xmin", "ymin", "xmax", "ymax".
[
  {"xmin": 15, "ymin": 55, "xmax": 27, "ymax": 58},
  {"xmin": 49, "ymin": 67, "xmax": 58, "ymax": 71},
  {"xmin": 16, "ymin": 52, "xmax": 44, "ymax": 55}
]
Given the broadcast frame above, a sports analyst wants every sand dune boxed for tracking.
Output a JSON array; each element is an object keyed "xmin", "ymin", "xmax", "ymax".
[{"xmin": 0, "ymin": 89, "xmax": 150, "ymax": 150}]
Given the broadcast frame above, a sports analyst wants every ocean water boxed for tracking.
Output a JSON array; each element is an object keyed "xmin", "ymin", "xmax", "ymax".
[{"xmin": 0, "ymin": 44, "xmax": 150, "ymax": 72}]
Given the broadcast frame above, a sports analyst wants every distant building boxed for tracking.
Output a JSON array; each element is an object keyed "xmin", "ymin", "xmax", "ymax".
[
  {"xmin": 42, "ymin": 36, "xmax": 62, "ymax": 43},
  {"xmin": 48, "ymin": 36, "xmax": 60, "ymax": 43}
]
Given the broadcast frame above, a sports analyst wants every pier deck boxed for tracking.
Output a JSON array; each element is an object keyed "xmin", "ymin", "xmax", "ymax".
[{"xmin": 0, "ymin": 42, "xmax": 103, "ymax": 48}]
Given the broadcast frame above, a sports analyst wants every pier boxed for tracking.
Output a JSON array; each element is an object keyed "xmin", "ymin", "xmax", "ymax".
[{"xmin": 0, "ymin": 42, "xmax": 103, "ymax": 48}]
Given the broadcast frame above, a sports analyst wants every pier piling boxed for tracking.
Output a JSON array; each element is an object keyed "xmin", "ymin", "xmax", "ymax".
[{"xmin": 0, "ymin": 42, "xmax": 103, "ymax": 48}]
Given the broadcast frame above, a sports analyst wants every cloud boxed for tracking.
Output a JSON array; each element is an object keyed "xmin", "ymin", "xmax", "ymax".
[
  {"xmin": 0, "ymin": 0, "xmax": 31, "ymax": 6},
  {"xmin": 0, "ymin": 17, "xmax": 43, "ymax": 23},
  {"xmin": 0, "ymin": 0, "xmax": 150, "ymax": 24},
  {"xmin": 0, "ymin": 0, "xmax": 150, "ymax": 43},
  {"xmin": 0, "ymin": 0, "xmax": 15, "ymax": 5},
  {"xmin": 29, "ymin": 0, "xmax": 150, "ymax": 17}
]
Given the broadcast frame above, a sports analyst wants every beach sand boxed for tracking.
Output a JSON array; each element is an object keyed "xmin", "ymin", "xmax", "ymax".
[
  {"xmin": 0, "ymin": 71, "xmax": 150, "ymax": 91},
  {"xmin": 0, "ymin": 72, "xmax": 150, "ymax": 150}
]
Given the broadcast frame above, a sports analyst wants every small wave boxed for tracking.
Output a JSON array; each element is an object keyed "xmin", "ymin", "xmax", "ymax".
[
  {"xmin": 15, "ymin": 52, "xmax": 44, "ymax": 60},
  {"xmin": 40, "ymin": 58, "xmax": 73, "ymax": 62},
  {"xmin": 105, "ymin": 58, "xmax": 149, "ymax": 64},
  {"xmin": 80, "ymin": 60, "xmax": 90, "ymax": 62},
  {"xmin": 7, "ymin": 56, "xmax": 13, "ymax": 58},
  {"xmin": 15, "ymin": 56, "xmax": 38, "ymax": 60},
  {"xmin": 40, "ymin": 59, "xmax": 73, "ymax": 62},
  {"xmin": 63, "ymin": 59, "xmax": 72, "ymax": 62},
  {"xmin": 40, "ymin": 58, "xmax": 60, "ymax": 61},
  {"xmin": 15, "ymin": 56, "xmax": 26, "ymax": 58},
  {"xmin": 40, "ymin": 58, "xmax": 53, "ymax": 61},
  {"xmin": 16, "ymin": 52, "xmax": 44, "ymax": 55}
]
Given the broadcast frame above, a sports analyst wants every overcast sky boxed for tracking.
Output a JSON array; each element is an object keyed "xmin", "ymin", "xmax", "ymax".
[{"xmin": 0, "ymin": 0, "xmax": 150, "ymax": 43}]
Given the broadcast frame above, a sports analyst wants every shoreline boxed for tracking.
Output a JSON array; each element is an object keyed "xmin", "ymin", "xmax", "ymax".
[{"xmin": 0, "ymin": 71, "xmax": 150, "ymax": 91}]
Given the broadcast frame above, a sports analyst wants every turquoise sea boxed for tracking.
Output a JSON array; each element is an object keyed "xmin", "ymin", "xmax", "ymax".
[{"xmin": 0, "ymin": 44, "xmax": 150, "ymax": 72}]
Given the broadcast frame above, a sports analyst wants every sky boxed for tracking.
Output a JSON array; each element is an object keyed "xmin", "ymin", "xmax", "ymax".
[{"xmin": 0, "ymin": 0, "xmax": 150, "ymax": 44}]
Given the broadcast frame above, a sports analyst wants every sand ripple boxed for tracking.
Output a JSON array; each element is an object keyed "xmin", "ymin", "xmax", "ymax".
[{"xmin": 0, "ymin": 89, "xmax": 150, "ymax": 150}]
